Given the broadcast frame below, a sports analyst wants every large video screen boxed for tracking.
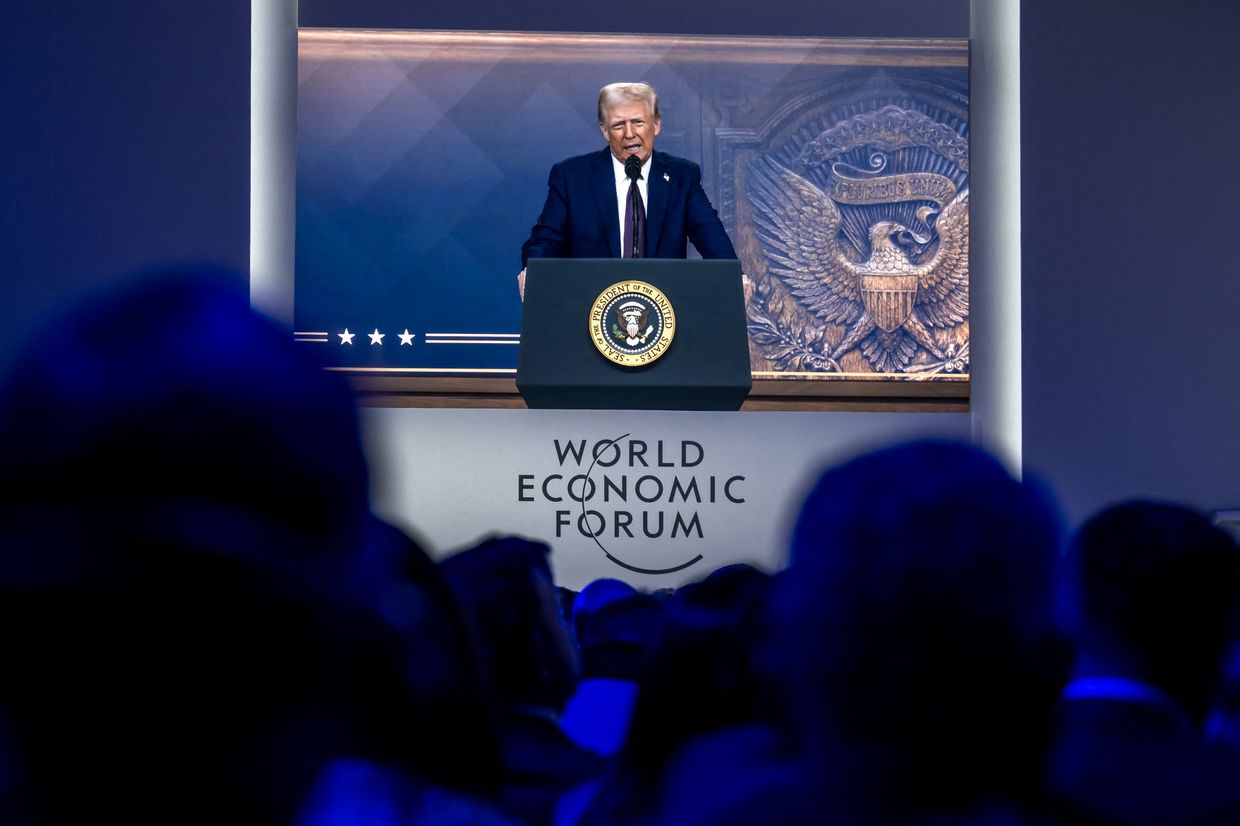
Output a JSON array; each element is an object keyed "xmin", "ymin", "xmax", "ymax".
[{"xmin": 295, "ymin": 30, "xmax": 968, "ymax": 382}]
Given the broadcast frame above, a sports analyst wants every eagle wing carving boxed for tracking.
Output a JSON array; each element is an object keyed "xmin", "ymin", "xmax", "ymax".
[
  {"xmin": 746, "ymin": 157, "xmax": 863, "ymax": 327},
  {"xmin": 912, "ymin": 187, "xmax": 969, "ymax": 328}
]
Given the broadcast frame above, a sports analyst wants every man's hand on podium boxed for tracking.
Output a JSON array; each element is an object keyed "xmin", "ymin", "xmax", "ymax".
[
  {"xmin": 518, "ymin": 268, "xmax": 527, "ymax": 302},
  {"xmin": 742, "ymin": 272, "xmax": 754, "ymax": 306}
]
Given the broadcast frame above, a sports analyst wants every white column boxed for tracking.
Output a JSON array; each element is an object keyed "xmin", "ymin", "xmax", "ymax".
[
  {"xmin": 969, "ymin": 0, "xmax": 1022, "ymax": 475},
  {"xmin": 250, "ymin": 0, "xmax": 299, "ymax": 327}
]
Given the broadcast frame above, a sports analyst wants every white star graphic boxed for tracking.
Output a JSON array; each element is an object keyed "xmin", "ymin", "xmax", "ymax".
[
  {"xmin": 338, "ymin": 328, "xmax": 355, "ymax": 345},
  {"xmin": 398, "ymin": 329, "xmax": 415, "ymax": 346},
  {"xmin": 368, "ymin": 328, "xmax": 385, "ymax": 346}
]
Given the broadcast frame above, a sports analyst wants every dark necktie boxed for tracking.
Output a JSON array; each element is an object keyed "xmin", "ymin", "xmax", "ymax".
[{"xmin": 623, "ymin": 176, "xmax": 646, "ymax": 259}]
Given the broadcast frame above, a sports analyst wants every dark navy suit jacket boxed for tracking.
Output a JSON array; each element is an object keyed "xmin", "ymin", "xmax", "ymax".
[{"xmin": 521, "ymin": 148, "xmax": 737, "ymax": 267}]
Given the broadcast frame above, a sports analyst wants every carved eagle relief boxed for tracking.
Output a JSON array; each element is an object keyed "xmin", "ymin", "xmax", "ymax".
[{"xmin": 746, "ymin": 156, "xmax": 969, "ymax": 374}]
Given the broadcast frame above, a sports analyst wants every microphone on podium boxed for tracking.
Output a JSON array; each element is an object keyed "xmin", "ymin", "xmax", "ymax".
[
  {"xmin": 624, "ymin": 154, "xmax": 642, "ymax": 181},
  {"xmin": 624, "ymin": 155, "xmax": 644, "ymax": 258}
]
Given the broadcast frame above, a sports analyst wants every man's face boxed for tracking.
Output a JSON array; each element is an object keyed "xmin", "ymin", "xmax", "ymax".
[{"xmin": 601, "ymin": 99, "xmax": 661, "ymax": 164}]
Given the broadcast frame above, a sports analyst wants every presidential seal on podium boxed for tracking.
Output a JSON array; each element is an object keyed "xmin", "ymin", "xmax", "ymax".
[{"xmin": 589, "ymin": 281, "xmax": 676, "ymax": 367}]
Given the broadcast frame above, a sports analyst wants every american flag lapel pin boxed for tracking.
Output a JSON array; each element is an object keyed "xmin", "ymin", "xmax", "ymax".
[{"xmin": 663, "ymin": 172, "xmax": 670, "ymax": 182}]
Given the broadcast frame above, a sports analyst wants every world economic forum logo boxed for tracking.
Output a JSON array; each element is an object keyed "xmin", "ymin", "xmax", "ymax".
[
  {"xmin": 589, "ymin": 281, "xmax": 676, "ymax": 367},
  {"xmin": 517, "ymin": 432, "xmax": 748, "ymax": 576}
]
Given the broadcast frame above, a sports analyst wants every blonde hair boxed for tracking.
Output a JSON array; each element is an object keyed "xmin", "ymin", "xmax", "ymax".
[{"xmin": 597, "ymin": 82, "xmax": 660, "ymax": 126}]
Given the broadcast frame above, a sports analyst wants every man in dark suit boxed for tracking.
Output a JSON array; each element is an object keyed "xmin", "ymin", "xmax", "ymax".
[
  {"xmin": 518, "ymin": 82, "xmax": 736, "ymax": 298},
  {"xmin": 1049, "ymin": 501, "xmax": 1240, "ymax": 826}
]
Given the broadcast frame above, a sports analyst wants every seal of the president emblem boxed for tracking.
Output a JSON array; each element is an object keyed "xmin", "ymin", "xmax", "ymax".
[{"xmin": 589, "ymin": 281, "xmax": 676, "ymax": 367}]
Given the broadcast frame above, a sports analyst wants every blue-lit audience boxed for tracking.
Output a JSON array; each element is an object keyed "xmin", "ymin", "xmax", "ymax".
[
  {"xmin": 567, "ymin": 564, "xmax": 790, "ymax": 826},
  {"xmin": 779, "ymin": 441, "xmax": 1074, "ymax": 825},
  {"xmin": 440, "ymin": 536, "xmax": 602, "ymax": 826},
  {"xmin": 560, "ymin": 578, "xmax": 660, "ymax": 759},
  {"xmin": 1050, "ymin": 502, "xmax": 1240, "ymax": 826},
  {"xmin": 2, "ymin": 272, "xmax": 1238, "ymax": 824},
  {"xmin": 0, "ymin": 273, "xmax": 506, "ymax": 822}
]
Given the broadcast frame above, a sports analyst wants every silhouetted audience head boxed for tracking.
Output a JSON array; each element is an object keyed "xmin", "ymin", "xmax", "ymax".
[
  {"xmin": 573, "ymin": 578, "xmax": 638, "ymax": 625},
  {"xmin": 781, "ymin": 440, "xmax": 1067, "ymax": 820},
  {"xmin": 573, "ymin": 578, "xmax": 662, "ymax": 681},
  {"xmin": 629, "ymin": 564, "xmax": 776, "ymax": 755},
  {"xmin": 0, "ymin": 268, "xmax": 370, "ymax": 558},
  {"xmin": 0, "ymin": 272, "xmax": 498, "ymax": 819},
  {"xmin": 1065, "ymin": 501, "xmax": 1240, "ymax": 725},
  {"xmin": 580, "ymin": 564, "xmax": 782, "ymax": 824},
  {"xmin": 364, "ymin": 518, "xmax": 504, "ymax": 797},
  {"xmin": 441, "ymin": 535, "xmax": 578, "ymax": 712}
]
